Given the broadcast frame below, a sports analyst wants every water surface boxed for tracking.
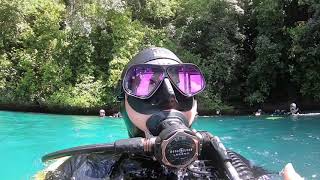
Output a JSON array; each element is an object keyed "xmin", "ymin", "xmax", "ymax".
[{"xmin": 0, "ymin": 111, "xmax": 319, "ymax": 179}]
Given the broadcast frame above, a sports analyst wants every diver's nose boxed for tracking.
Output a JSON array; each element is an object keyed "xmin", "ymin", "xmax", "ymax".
[
  {"xmin": 162, "ymin": 78, "xmax": 178, "ymax": 107},
  {"xmin": 163, "ymin": 78, "xmax": 175, "ymax": 97},
  {"xmin": 149, "ymin": 78, "xmax": 179, "ymax": 108}
]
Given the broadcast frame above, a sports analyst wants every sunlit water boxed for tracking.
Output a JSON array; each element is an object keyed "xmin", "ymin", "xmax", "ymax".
[{"xmin": 0, "ymin": 111, "xmax": 319, "ymax": 179}]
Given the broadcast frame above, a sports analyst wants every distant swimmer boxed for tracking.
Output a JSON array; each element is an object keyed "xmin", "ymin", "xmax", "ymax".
[
  {"xmin": 272, "ymin": 109, "xmax": 287, "ymax": 116},
  {"xmin": 289, "ymin": 103, "xmax": 299, "ymax": 115},
  {"xmin": 272, "ymin": 109, "xmax": 281, "ymax": 116},
  {"xmin": 255, "ymin": 109, "xmax": 262, "ymax": 116},
  {"xmin": 113, "ymin": 112, "xmax": 122, "ymax": 118},
  {"xmin": 216, "ymin": 109, "xmax": 221, "ymax": 116},
  {"xmin": 99, "ymin": 109, "xmax": 106, "ymax": 117}
]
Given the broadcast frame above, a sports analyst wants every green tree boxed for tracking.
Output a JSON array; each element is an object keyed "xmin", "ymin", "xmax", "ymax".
[
  {"xmin": 289, "ymin": 2, "xmax": 320, "ymax": 100},
  {"xmin": 175, "ymin": 0, "xmax": 244, "ymax": 110}
]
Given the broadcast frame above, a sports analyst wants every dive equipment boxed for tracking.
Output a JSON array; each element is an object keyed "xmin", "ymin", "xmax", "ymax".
[
  {"xmin": 42, "ymin": 113, "xmax": 241, "ymax": 180},
  {"xmin": 123, "ymin": 63, "xmax": 206, "ymax": 99},
  {"xmin": 121, "ymin": 66, "xmax": 197, "ymax": 136},
  {"xmin": 118, "ymin": 47, "xmax": 197, "ymax": 138},
  {"xmin": 124, "ymin": 79, "xmax": 195, "ymax": 115},
  {"xmin": 146, "ymin": 111, "xmax": 200, "ymax": 168},
  {"xmin": 125, "ymin": 47, "xmax": 183, "ymax": 68}
]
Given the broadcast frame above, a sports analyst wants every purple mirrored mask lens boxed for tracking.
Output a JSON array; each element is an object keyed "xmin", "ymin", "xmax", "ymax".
[
  {"xmin": 124, "ymin": 64, "xmax": 205, "ymax": 98},
  {"xmin": 167, "ymin": 65, "xmax": 205, "ymax": 96},
  {"xmin": 124, "ymin": 65, "xmax": 164, "ymax": 98}
]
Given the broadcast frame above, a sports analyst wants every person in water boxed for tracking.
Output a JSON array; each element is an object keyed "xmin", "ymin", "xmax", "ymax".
[
  {"xmin": 99, "ymin": 109, "xmax": 106, "ymax": 117},
  {"xmin": 41, "ymin": 47, "xmax": 302, "ymax": 180},
  {"xmin": 289, "ymin": 103, "xmax": 299, "ymax": 115},
  {"xmin": 255, "ymin": 109, "xmax": 262, "ymax": 116},
  {"xmin": 112, "ymin": 112, "xmax": 122, "ymax": 118},
  {"xmin": 216, "ymin": 109, "xmax": 221, "ymax": 115}
]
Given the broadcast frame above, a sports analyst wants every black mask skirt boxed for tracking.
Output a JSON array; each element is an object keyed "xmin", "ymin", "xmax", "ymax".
[{"xmin": 127, "ymin": 82, "xmax": 194, "ymax": 115}]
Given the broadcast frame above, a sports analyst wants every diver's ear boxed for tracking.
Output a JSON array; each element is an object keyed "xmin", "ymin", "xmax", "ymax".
[{"xmin": 116, "ymin": 80, "xmax": 124, "ymax": 102}]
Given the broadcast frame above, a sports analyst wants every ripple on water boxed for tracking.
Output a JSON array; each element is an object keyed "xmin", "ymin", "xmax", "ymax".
[
  {"xmin": 280, "ymin": 135, "xmax": 297, "ymax": 141},
  {"xmin": 312, "ymin": 174, "xmax": 317, "ymax": 179},
  {"xmin": 221, "ymin": 136, "xmax": 232, "ymax": 141}
]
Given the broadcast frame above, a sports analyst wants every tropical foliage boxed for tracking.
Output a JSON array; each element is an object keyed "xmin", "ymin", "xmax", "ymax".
[{"xmin": 0, "ymin": 0, "xmax": 319, "ymax": 113}]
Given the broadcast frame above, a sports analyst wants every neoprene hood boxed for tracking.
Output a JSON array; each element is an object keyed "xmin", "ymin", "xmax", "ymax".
[{"xmin": 119, "ymin": 47, "xmax": 196, "ymax": 137}]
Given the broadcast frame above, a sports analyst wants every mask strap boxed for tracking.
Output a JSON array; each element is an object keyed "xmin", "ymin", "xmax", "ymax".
[{"xmin": 116, "ymin": 80, "xmax": 125, "ymax": 101}]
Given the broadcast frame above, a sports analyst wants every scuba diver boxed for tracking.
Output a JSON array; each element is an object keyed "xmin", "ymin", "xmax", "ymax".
[{"xmin": 40, "ymin": 47, "xmax": 302, "ymax": 180}]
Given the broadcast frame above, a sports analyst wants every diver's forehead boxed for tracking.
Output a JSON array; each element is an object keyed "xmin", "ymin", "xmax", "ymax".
[{"xmin": 146, "ymin": 59, "xmax": 180, "ymax": 65}]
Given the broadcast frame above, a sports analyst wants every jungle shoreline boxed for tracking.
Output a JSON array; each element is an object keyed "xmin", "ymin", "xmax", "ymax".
[{"xmin": 1, "ymin": 101, "xmax": 320, "ymax": 116}]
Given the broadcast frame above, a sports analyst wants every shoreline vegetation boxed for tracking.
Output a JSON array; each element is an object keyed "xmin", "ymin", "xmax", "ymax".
[
  {"xmin": 1, "ymin": 101, "xmax": 320, "ymax": 116},
  {"xmin": 1, "ymin": 0, "xmax": 320, "ymax": 114}
]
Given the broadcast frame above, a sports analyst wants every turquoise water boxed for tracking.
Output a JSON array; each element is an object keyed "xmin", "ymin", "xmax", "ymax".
[{"xmin": 0, "ymin": 111, "xmax": 319, "ymax": 179}]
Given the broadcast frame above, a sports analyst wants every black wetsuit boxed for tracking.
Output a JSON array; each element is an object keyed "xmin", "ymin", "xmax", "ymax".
[{"xmin": 45, "ymin": 150, "xmax": 273, "ymax": 180}]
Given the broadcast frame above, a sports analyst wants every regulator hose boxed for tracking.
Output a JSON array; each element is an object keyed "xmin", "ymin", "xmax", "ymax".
[
  {"xmin": 227, "ymin": 150, "xmax": 255, "ymax": 180},
  {"xmin": 198, "ymin": 131, "xmax": 242, "ymax": 180},
  {"xmin": 42, "ymin": 138, "xmax": 144, "ymax": 162}
]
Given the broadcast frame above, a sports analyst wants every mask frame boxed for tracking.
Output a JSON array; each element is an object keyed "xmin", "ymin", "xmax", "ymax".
[{"xmin": 122, "ymin": 63, "xmax": 206, "ymax": 99}]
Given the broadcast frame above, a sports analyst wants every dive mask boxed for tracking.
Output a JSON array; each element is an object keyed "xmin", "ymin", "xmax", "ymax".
[{"xmin": 122, "ymin": 63, "xmax": 206, "ymax": 99}]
